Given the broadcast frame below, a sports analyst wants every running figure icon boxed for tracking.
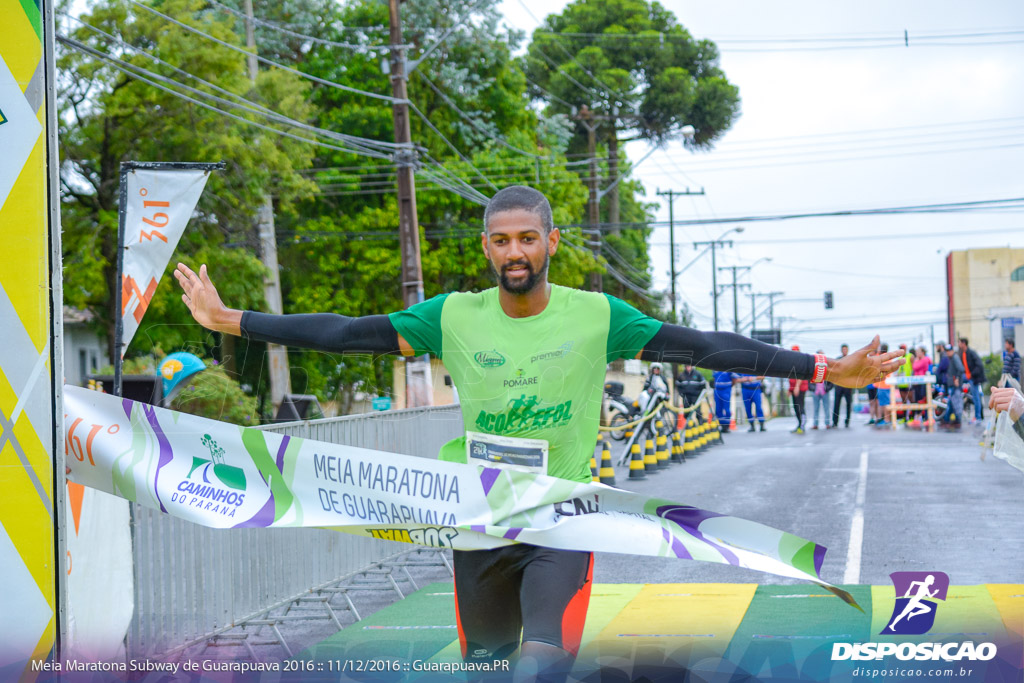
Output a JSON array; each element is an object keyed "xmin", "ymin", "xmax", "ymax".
[{"xmin": 887, "ymin": 575, "xmax": 939, "ymax": 631}]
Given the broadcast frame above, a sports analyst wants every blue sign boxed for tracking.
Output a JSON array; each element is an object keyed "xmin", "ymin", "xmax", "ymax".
[
  {"xmin": 1001, "ymin": 317, "xmax": 1023, "ymax": 329},
  {"xmin": 371, "ymin": 397, "xmax": 392, "ymax": 411}
]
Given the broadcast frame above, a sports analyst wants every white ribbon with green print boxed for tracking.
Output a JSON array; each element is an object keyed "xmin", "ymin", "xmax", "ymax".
[{"xmin": 63, "ymin": 386, "xmax": 857, "ymax": 606}]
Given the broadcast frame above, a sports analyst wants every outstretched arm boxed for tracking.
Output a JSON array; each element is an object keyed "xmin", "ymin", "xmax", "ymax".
[
  {"xmin": 174, "ymin": 263, "xmax": 412, "ymax": 355},
  {"xmin": 640, "ymin": 324, "xmax": 904, "ymax": 388}
]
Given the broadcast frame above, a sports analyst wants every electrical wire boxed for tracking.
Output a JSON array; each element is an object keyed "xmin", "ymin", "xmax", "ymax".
[
  {"xmin": 58, "ymin": 34, "xmax": 394, "ymax": 161},
  {"xmin": 58, "ymin": 34, "xmax": 397, "ymax": 160},
  {"xmin": 413, "ymin": 70, "xmax": 544, "ymax": 159},
  {"xmin": 127, "ymin": 0, "xmax": 403, "ymax": 103},
  {"xmin": 407, "ymin": 101, "xmax": 499, "ymax": 191},
  {"xmin": 204, "ymin": 0, "xmax": 394, "ymax": 52}
]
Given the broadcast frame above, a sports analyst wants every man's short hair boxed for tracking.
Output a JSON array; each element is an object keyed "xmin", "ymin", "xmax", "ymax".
[
  {"xmin": 959, "ymin": 337, "xmax": 969, "ymax": 346},
  {"xmin": 484, "ymin": 186, "xmax": 554, "ymax": 234},
  {"xmin": 1007, "ymin": 339, "xmax": 1016, "ymax": 349}
]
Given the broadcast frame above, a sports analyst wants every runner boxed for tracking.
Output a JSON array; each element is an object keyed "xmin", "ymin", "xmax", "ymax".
[{"xmin": 174, "ymin": 186, "xmax": 903, "ymax": 680}]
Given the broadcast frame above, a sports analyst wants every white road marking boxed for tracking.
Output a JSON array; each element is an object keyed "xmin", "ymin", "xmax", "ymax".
[{"xmin": 843, "ymin": 448, "xmax": 869, "ymax": 585}]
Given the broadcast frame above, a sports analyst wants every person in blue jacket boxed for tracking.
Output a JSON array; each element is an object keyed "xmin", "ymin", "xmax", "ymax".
[
  {"xmin": 714, "ymin": 371, "xmax": 738, "ymax": 432},
  {"xmin": 736, "ymin": 374, "xmax": 767, "ymax": 432}
]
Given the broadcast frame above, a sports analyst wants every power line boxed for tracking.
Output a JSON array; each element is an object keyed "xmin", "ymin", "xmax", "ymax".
[
  {"xmin": 205, "ymin": 0, "xmax": 394, "ymax": 51},
  {"xmin": 645, "ymin": 139, "xmax": 1024, "ymax": 174},
  {"xmin": 407, "ymin": 102, "xmax": 499, "ymax": 192},
  {"xmin": 58, "ymin": 34, "xmax": 396, "ymax": 160},
  {"xmin": 413, "ymin": 71, "xmax": 543, "ymax": 159},
  {"xmin": 127, "ymin": 0, "xmax": 402, "ymax": 103},
  {"xmin": 62, "ymin": 12, "xmax": 274, "ymax": 116},
  {"xmin": 528, "ymin": 44, "xmax": 604, "ymax": 101},
  {"xmin": 563, "ymin": 115, "xmax": 1024, "ymax": 158},
  {"xmin": 58, "ymin": 34, "xmax": 393, "ymax": 161},
  {"xmin": 522, "ymin": 73, "xmax": 575, "ymax": 109}
]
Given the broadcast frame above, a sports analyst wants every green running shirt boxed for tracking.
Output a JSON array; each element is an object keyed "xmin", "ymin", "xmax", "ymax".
[{"xmin": 389, "ymin": 285, "xmax": 662, "ymax": 483}]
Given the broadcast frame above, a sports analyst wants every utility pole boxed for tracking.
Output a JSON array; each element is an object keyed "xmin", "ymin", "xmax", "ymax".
[
  {"xmin": 656, "ymin": 187, "xmax": 705, "ymax": 323},
  {"xmin": 243, "ymin": 0, "xmax": 291, "ymax": 412},
  {"xmin": 717, "ymin": 265, "xmax": 752, "ymax": 333},
  {"xmin": 766, "ymin": 291, "xmax": 783, "ymax": 330},
  {"xmin": 388, "ymin": 0, "xmax": 432, "ymax": 407},
  {"xmin": 693, "ymin": 236, "xmax": 736, "ymax": 330},
  {"xmin": 578, "ymin": 106, "xmax": 601, "ymax": 292}
]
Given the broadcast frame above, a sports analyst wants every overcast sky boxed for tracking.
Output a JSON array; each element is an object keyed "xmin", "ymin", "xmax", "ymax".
[{"xmin": 500, "ymin": 0, "xmax": 1024, "ymax": 355}]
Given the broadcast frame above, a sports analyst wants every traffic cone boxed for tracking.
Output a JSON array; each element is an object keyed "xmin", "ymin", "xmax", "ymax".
[
  {"xmin": 677, "ymin": 412, "xmax": 686, "ymax": 431},
  {"xmin": 599, "ymin": 440, "xmax": 616, "ymax": 485},
  {"xmin": 590, "ymin": 454, "xmax": 599, "ymax": 482},
  {"xmin": 684, "ymin": 426, "xmax": 697, "ymax": 458},
  {"xmin": 655, "ymin": 424, "xmax": 670, "ymax": 469},
  {"xmin": 671, "ymin": 431, "xmax": 685, "ymax": 463},
  {"xmin": 628, "ymin": 440, "xmax": 646, "ymax": 480},
  {"xmin": 729, "ymin": 416, "xmax": 736, "ymax": 431},
  {"xmin": 643, "ymin": 435, "xmax": 658, "ymax": 474}
]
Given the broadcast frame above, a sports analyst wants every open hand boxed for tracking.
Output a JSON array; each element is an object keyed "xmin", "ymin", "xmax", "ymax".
[
  {"xmin": 173, "ymin": 263, "xmax": 240, "ymax": 334},
  {"xmin": 827, "ymin": 336, "xmax": 907, "ymax": 388}
]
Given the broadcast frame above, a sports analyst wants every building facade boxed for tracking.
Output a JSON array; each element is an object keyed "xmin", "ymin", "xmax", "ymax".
[{"xmin": 946, "ymin": 247, "xmax": 1024, "ymax": 354}]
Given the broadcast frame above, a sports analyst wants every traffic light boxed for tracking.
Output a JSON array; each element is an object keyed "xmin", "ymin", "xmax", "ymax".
[{"xmin": 824, "ymin": 291, "xmax": 834, "ymax": 309}]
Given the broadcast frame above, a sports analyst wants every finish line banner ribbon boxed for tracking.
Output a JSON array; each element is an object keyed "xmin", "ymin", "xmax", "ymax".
[{"xmin": 63, "ymin": 386, "xmax": 856, "ymax": 606}]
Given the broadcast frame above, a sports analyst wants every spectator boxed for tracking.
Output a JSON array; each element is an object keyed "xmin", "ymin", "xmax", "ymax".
[
  {"xmin": 912, "ymin": 346, "xmax": 931, "ymax": 403},
  {"xmin": 894, "ymin": 343, "xmax": 914, "ymax": 407},
  {"xmin": 941, "ymin": 344, "xmax": 965, "ymax": 428},
  {"xmin": 875, "ymin": 342, "xmax": 892, "ymax": 426},
  {"xmin": 935, "ymin": 343, "xmax": 951, "ymax": 395},
  {"xmin": 643, "ymin": 362, "xmax": 669, "ymax": 395},
  {"xmin": 675, "ymin": 365, "xmax": 708, "ymax": 423},
  {"xmin": 789, "ymin": 345, "xmax": 808, "ymax": 434},
  {"xmin": 1004, "ymin": 339, "xmax": 1022, "ymax": 386},
  {"xmin": 810, "ymin": 348, "xmax": 831, "ymax": 429},
  {"xmin": 958, "ymin": 337, "xmax": 987, "ymax": 423},
  {"xmin": 713, "ymin": 371, "xmax": 737, "ymax": 432},
  {"xmin": 865, "ymin": 344, "xmax": 884, "ymax": 425},
  {"xmin": 736, "ymin": 374, "xmax": 767, "ymax": 432},
  {"xmin": 831, "ymin": 343, "xmax": 853, "ymax": 428}
]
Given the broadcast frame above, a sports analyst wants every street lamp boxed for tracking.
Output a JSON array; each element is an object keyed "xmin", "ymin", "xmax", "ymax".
[{"xmin": 694, "ymin": 226, "xmax": 744, "ymax": 330}]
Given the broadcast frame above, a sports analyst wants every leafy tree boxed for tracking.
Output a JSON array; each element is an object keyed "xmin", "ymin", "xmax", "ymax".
[
  {"xmin": 269, "ymin": 0, "xmax": 597, "ymax": 409},
  {"xmin": 523, "ymin": 0, "xmax": 740, "ymax": 226},
  {"xmin": 58, "ymin": 0, "xmax": 316, "ymax": 368}
]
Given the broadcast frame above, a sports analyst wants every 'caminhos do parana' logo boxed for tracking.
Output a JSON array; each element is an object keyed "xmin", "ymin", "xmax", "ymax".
[{"xmin": 170, "ymin": 434, "xmax": 247, "ymax": 517}]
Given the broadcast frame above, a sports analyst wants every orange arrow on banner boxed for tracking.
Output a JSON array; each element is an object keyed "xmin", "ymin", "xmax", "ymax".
[{"xmin": 68, "ymin": 481, "xmax": 84, "ymax": 536}]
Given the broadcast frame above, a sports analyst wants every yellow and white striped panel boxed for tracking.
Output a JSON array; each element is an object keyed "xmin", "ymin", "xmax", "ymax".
[{"xmin": 0, "ymin": 0, "xmax": 57, "ymax": 674}]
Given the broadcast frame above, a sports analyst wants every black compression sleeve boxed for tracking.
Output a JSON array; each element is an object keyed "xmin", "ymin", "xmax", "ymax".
[
  {"xmin": 240, "ymin": 311, "xmax": 400, "ymax": 354},
  {"xmin": 640, "ymin": 323, "xmax": 815, "ymax": 379}
]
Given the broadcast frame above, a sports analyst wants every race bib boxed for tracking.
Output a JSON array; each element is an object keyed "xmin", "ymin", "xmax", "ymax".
[{"xmin": 466, "ymin": 431, "xmax": 549, "ymax": 474}]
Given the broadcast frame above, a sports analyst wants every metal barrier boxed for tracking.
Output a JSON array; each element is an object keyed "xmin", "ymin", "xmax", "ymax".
[{"xmin": 127, "ymin": 404, "xmax": 464, "ymax": 657}]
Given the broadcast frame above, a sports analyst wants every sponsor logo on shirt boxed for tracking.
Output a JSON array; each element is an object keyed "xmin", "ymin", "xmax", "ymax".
[
  {"xmin": 474, "ymin": 350, "xmax": 506, "ymax": 367},
  {"xmin": 474, "ymin": 395, "xmax": 573, "ymax": 433},
  {"xmin": 531, "ymin": 341, "xmax": 574, "ymax": 364},
  {"xmin": 504, "ymin": 368, "xmax": 538, "ymax": 388}
]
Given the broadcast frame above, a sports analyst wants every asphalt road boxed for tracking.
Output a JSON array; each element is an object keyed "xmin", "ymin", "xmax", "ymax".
[{"xmin": 594, "ymin": 413, "xmax": 1024, "ymax": 587}]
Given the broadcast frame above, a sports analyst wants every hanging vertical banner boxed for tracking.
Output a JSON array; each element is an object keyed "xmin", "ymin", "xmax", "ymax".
[{"xmin": 118, "ymin": 166, "xmax": 214, "ymax": 357}]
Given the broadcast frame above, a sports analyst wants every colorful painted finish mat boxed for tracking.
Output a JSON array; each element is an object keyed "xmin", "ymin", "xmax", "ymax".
[{"xmin": 298, "ymin": 582, "xmax": 1024, "ymax": 683}]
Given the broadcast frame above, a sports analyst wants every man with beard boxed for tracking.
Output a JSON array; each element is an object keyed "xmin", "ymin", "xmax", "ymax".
[{"xmin": 175, "ymin": 185, "xmax": 903, "ymax": 682}]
